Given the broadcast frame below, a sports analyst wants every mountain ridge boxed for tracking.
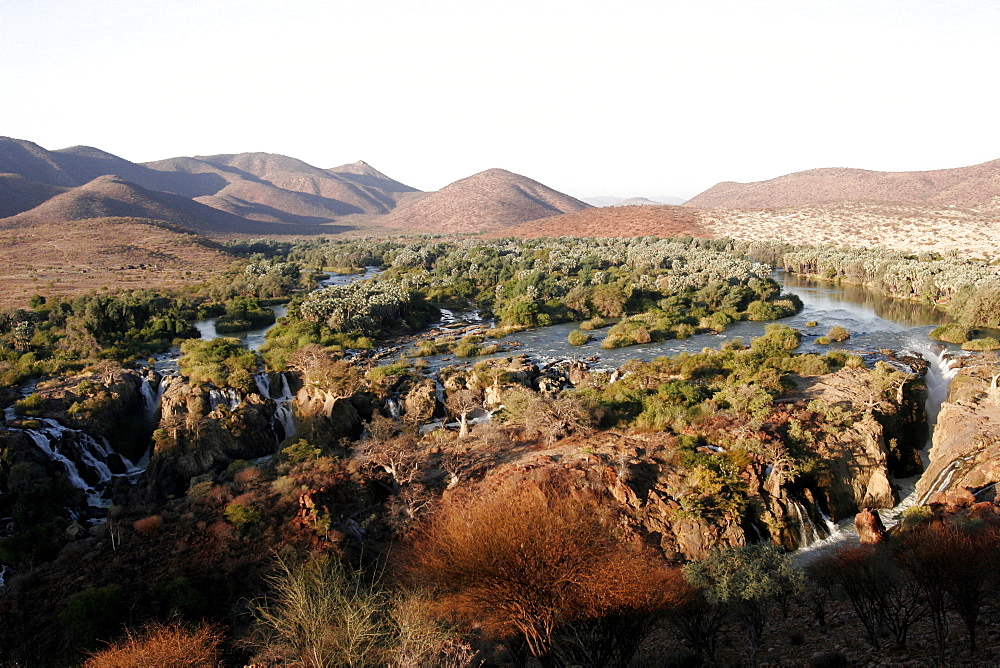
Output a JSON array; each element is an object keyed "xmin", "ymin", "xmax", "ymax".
[{"xmin": 686, "ymin": 159, "xmax": 1000, "ymax": 209}]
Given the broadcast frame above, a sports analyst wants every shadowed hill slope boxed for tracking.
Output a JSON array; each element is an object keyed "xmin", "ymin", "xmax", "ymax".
[
  {"xmin": 490, "ymin": 204, "xmax": 709, "ymax": 239},
  {"xmin": 0, "ymin": 174, "xmax": 68, "ymax": 218},
  {"xmin": 0, "ymin": 175, "xmax": 285, "ymax": 236},
  {"xmin": 384, "ymin": 168, "xmax": 591, "ymax": 233},
  {"xmin": 686, "ymin": 159, "xmax": 1000, "ymax": 209}
]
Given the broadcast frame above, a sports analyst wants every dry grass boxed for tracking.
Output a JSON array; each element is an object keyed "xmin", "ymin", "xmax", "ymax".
[
  {"xmin": 700, "ymin": 198, "xmax": 1000, "ymax": 259},
  {"xmin": 0, "ymin": 217, "xmax": 230, "ymax": 309},
  {"xmin": 82, "ymin": 621, "xmax": 221, "ymax": 667},
  {"xmin": 491, "ymin": 204, "xmax": 709, "ymax": 239}
]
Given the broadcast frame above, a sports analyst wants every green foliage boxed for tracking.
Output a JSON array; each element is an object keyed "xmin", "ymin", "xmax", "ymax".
[
  {"xmin": 567, "ymin": 329, "xmax": 590, "ymax": 346},
  {"xmin": 961, "ymin": 336, "xmax": 1000, "ymax": 351},
  {"xmin": 61, "ymin": 585, "xmax": 124, "ymax": 648},
  {"xmin": 224, "ymin": 502, "xmax": 262, "ymax": 534},
  {"xmin": 178, "ymin": 337, "xmax": 258, "ymax": 392},
  {"xmin": 13, "ymin": 392, "xmax": 45, "ymax": 416}
]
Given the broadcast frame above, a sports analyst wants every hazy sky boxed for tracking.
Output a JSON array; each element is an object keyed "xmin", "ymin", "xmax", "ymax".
[{"xmin": 2, "ymin": 0, "xmax": 998, "ymax": 198}]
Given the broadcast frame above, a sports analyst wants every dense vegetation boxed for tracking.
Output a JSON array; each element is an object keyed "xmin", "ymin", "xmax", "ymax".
[
  {"xmin": 778, "ymin": 244, "xmax": 1000, "ymax": 327},
  {"xmin": 6, "ymin": 234, "xmax": 1000, "ymax": 665}
]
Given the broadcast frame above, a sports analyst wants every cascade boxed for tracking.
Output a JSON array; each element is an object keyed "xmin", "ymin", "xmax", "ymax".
[
  {"xmin": 796, "ymin": 344, "xmax": 960, "ymax": 559},
  {"xmin": 788, "ymin": 498, "xmax": 829, "ymax": 547},
  {"xmin": 254, "ymin": 372, "xmax": 296, "ymax": 442},
  {"xmin": 385, "ymin": 397, "xmax": 402, "ymax": 420},
  {"xmin": 22, "ymin": 419, "xmax": 119, "ymax": 512},
  {"xmin": 208, "ymin": 387, "xmax": 242, "ymax": 411},
  {"xmin": 273, "ymin": 373, "xmax": 296, "ymax": 441}
]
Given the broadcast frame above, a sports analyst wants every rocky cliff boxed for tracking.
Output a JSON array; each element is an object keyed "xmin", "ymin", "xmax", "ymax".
[{"xmin": 916, "ymin": 356, "xmax": 1000, "ymax": 501}]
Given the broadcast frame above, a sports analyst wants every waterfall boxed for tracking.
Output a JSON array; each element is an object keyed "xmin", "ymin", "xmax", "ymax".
[
  {"xmin": 23, "ymin": 421, "xmax": 116, "ymax": 513},
  {"xmin": 796, "ymin": 344, "xmax": 961, "ymax": 561},
  {"xmin": 385, "ymin": 397, "xmax": 402, "ymax": 419},
  {"xmin": 255, "ymin": 373, "xmax": 272, "ymax": 399},
  {"xmin": 208, "ymin": 387, "xmax": 242, "ymax": 411},
  {"xmin": 789, "ymin": 499, "xmax": 814, "ymax": 547},
  {"xmin": 273, "ymin": 373, "xmax": 296, "ymax": 441},
  {"xmin": 256, "ymin": 372, "xmax": 295, "ymax": 442},
  {"xmin": 0, "ymin": 564, "xmax": 8, "ymax": 591}
]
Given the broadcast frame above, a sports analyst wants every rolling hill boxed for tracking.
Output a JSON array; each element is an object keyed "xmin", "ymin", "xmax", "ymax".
[
  {"xmin": 0, "ymin": 175, "xmax": 286, "ymax": 236},
  {"xmin": 686, "ymin": 159, "xmax": 1000, "ymax": 209},
  {"xmin": 0, "ymin": 216, "xmax": 234, "ymax": 308},
  {"xmin": 383, "ymin": 168, "xmax": 591, "ymax": 233}
]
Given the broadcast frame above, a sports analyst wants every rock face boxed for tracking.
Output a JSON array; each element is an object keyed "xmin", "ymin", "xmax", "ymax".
[
  {"xmin": 147, "ymin": 378, "xmax": 277, "ymax": 495},
  {"xmin": 855, "ymin": 509, "xmax": 886, "ymax": 544},
  {"xmin": 916, "ymin": 357, "xmax": 1000, "ymax": 501}
]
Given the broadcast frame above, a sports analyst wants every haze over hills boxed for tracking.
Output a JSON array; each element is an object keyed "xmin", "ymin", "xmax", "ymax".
[
  {"xmin": 582, "ymin": 195, "xmax": 687, "ymax": 207},
  {"xmin": 382, "ymin": 168, "xmax": 591, "ymax": 234},
  {"xmin": 686, "ymin": 159, "xmax": 1000, "ymax": 209}
]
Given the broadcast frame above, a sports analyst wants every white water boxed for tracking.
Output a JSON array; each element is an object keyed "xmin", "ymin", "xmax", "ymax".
[
  {"xmin": 23, "ymin": 419, "xmax": 119, "ymax": 513},
  {"xmin": 254, "ymin": 372, "xmax": 296, "ymax": 442},
  {"xmin": 796, "ymin": 345, "xmax": 961, "ymax": 560}
]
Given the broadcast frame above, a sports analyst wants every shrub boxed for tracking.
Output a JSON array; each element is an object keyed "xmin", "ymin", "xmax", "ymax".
[
  {"xmin": 567, "ymin": 329, "xmax": 590, "ymax": 346},
  {"xmin": 61, "ymin": 585, "xmax": 125, "ymax": 648},
  {"xmin": 250, "ymin": 557, "xmax": 390, "ymax": 667},
  {"xmin": 82, "ymin": 621, "xmax": 221, "ymax": 667},
  {"xmin": 826, "ymin": 325, "xmax": 850, "ymax": 342},
  {"xmin": 131, "ymin": 515, "xmax": 162, "ymax": 538},
  {"xmin": 962, "ymin": 337, "xmax": 1000, "ymax": 351},
  {"xmin": 930, "ymin": 323, "xmax": 971, "ymax": 344},
  {"xmin": 224, "ymin": 502, "xmax": 262, "ymax": 533},
  {"xmin": 579, "ymin": 316, "xmax": 608, "ymax": 331},
  {"xmin": 404, "ymin": 480, "xmax": 685, "ymax": 662}
]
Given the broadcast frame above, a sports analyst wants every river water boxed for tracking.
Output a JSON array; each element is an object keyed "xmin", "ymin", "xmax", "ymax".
[{"xmin": 428, "ymin": 271, "xmax": 957, "ymax": 372}]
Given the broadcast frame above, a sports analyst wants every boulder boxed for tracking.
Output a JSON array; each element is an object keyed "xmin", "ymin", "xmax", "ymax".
[{"xmin": 855, "ymin": 509, "xmax": 886, "ymax": 544}]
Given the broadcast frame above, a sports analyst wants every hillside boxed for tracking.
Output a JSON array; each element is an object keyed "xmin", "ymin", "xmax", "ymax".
[
  {"xmin": 384, "ymin": 168, "xmax": 590, "ymax": 233},
  {"xmin": 583, "ymin": 195, "xmax": 687, "ymax": 207},
  {"xmin": 686, "ymin": 158, "xmax": 1000, "ymax": 209},
  {"xmin": 0, "ymin": 175, "xmax": 287, "ymax": 236},
  {"xmin": 492, "ymin": 204, "xmax": 708, "ymax": 238},
  {"xmin": 0, "ymin": 216, "xmax": 232, "ymax": 307},
  {"xmin": 701, "ymin": 198, "xmax": 1000, "ymax": 258},
  {"xmin": 0, "ymin": 174, "xmax": 67, "ymax": 218}
]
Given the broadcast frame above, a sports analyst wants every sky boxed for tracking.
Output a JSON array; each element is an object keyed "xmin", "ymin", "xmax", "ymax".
[{"xmin": 1, "ymin": 0, "xmax": 998, "ymax": 199}]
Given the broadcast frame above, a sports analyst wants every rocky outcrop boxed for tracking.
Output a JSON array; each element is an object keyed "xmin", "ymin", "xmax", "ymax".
[
  {"xmin": 147, "ymin": 378, "xmax": 277, "ymax": 495},
  {"xmin": 855, "ymin": 509, "xmax": 886, "ymax": 544},
  {"xmin": 916, "ymin": 357, "xmax": 1000, "ymax": 501}
]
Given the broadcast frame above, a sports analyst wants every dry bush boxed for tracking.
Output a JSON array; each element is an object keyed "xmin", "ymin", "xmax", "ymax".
[
  {"xmin": 234, "ymin": 466, "xmax": 263, "ymax": 486},
  {"xmin": 249, "ymin": 556, "xmax": 389, "ymax": 668},
  {"xmin": 131, "ymin": 515, "xmax": 162, "ymax": 538},
  {"xmin": 404, "ymin": 479, "xmax": 683, "ymax": 662},
  {"xmin": 83, "ymin": 620, "xmax": 221, "ymax": 667}
]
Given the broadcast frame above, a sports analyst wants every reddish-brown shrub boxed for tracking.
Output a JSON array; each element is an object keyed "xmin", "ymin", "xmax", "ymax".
[
  {"xmin": 234, "ymin": 466, "xmax": 263, "ymax": 486},
  {"xmin": 131, "ymin": 515, "xmax": 162, "ymax": 538},
  {"xmin": 83, "ymin": 620, "xmax": 221, "ymax": 667},
  {"xmin": 403, "ymin": 479, "xmax": 683, "ymax": 662}
]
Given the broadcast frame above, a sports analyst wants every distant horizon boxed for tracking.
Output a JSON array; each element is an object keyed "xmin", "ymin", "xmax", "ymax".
[{"xmin": 3, "ymin": 1, "xmax": 997, "ymax": 201}]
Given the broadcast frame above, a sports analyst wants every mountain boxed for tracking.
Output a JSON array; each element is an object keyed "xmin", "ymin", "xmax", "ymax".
[
  {"xmin": 0, "ymin": 174, "xmax": 68, "ymax": 218},
  {"xmin": 583, "ymin": 195, "xmax": 687, "ymax": 207},
  {"xmin": 0, "ymin": 174, "xmax": 284, "ymax": 236},
  {"xmin": 492, "ymin": 204, "xmax": 708, "ymax": 239},
  {"xmin": 383, "ymin": 168, "xmax": 591, "ymax": 233},
  {"xmin": 160, "ymin": 153, "xmax": 421, "ymax": 219},
  {"xmin": 0, "ymin": 137, "xmax": 421, "ymax": 227},
  {"xmin": 686, "ymin": 159, "xmax": 1000, "ymax": 209}
]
